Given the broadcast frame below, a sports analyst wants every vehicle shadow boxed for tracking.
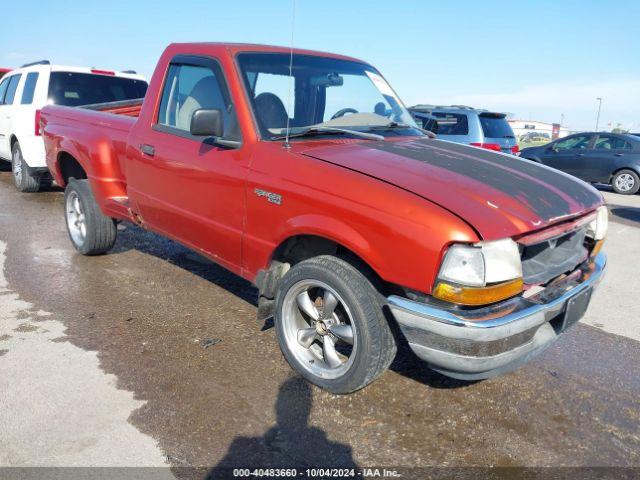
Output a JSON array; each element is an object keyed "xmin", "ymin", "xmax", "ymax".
[
  {"xmin": 608, "ymin": 205, "xmax": 640, "ymax": 226},
  {"xmin": 113, "ymin": 223, "xmax": 474, "ymax": 389},
  {"xmin": 204, "ymin": 376, "xmax": 358, "ymax": 477},
  {"xmin": 594, "ymin": 183, "xmax": 640, "ymax": 197},
  {"xmin": 112, "ymin": 222, "xmax": 259, "ymax": 306}
]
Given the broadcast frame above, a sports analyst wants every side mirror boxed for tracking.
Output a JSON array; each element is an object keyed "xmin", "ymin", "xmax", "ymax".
[
  {"xmin": 548, "ymin": 144, "xmax": 557, "ymax": 152},
  {"xmin": 190, "ymin": 108, "xmax": 223, "ymax": 137}
]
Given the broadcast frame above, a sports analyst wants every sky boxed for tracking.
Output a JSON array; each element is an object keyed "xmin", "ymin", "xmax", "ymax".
[{"xmin": 2, "ymin": 0, "xmax": 638, "ymax": 131}]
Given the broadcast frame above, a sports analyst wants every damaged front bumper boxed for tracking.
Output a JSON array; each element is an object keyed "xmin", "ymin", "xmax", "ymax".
[{"xmin": 387, "ymin": 253, "xmax": 606, "ymax": 380}]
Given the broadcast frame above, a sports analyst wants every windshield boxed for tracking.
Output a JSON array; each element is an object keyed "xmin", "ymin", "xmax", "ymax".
[
  {"xmin": 237, "ymin": 53, "xmax": 421, "ymax": 140},
  {"xmin": 48, "ymin": 72, "xmax": 148, "ymax": 107}
]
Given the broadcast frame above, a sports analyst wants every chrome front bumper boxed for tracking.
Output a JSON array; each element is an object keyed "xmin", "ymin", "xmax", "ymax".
[{"xmin": 387, "ymin": 253, "xmax": 607, "ymax": 380}]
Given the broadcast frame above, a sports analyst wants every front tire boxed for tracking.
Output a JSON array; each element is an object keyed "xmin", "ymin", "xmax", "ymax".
[
  {"xmin": 274, "ymin": 255, "xmax": 396, "ymax": 394},
  {"xmin": 12, "ymin": 142, "xmax": 40, "ymax": 192},
  {"xmin": 64, "ymin": 178, "xmax": 117, "ymax": 255},
  {"xmin": 612, "ymin": 169, "xmax": 640, "ymax": 195}
]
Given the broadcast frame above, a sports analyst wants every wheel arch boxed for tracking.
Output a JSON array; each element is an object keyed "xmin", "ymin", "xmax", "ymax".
[
  {"xmin": 255, "ymin": 230, "xmax": 395, "ymax": 326},
  {"xmin": 609, "ymin": 166, "xmax": 640, "ymax": 183},
  {"xmin": 255, "ymin": 228, "xmax": 392, "ymax": 320},
  {"xmin": 57, "ymin": 151, "xmax": 88, "ymax": 186}
]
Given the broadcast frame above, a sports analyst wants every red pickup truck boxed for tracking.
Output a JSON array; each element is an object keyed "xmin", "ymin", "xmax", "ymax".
[{"xmin": 41, "ymin": 43, "xmax": 607, "ymax": 393}]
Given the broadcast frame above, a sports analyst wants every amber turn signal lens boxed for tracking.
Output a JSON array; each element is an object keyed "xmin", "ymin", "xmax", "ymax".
[
  {"xmin": 433, "ymin": 278, "xmax": 524, "ymax": 306},
  {"xmin": 590, "ymin": 239, "xmax": 605, "ymax": 258}
]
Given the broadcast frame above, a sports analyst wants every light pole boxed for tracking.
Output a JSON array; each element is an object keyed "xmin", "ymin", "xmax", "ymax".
[{"xmin": 595, "ymin": 97, "xmax": 602, "ymax": 131}]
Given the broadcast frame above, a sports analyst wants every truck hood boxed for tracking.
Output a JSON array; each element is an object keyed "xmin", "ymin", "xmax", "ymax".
[{"xmin": 300, "ymin": 138, "xmax": 603, "ymax": 239}]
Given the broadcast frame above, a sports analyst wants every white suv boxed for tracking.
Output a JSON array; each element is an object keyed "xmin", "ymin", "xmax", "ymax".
[{"xmin": 0, "ymin": 61, "xmax": 147, "ymax": 192}]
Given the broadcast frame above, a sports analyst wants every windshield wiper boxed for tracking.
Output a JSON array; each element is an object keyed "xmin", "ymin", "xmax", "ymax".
[
  {"xmin": 369, "ymin": 121, "xmax": 436, "ymax": 138},
  {"xmin": 272, "ymin": 126, "xmax": 385, "ymax": 142},
  {"xmin": 383, "ymin": 121, "xmax": 411, "ymax": 128}
]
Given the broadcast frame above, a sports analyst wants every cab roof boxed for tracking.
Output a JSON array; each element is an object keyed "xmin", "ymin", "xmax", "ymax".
[{"xmin": 167, "ymin": 42, "xmax": 367, "ymax": 64}]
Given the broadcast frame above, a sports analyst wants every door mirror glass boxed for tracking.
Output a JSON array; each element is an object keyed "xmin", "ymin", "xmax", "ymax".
[{"xmin": 190, "ymin": 108, "xmax": 223, "ymax": 137}]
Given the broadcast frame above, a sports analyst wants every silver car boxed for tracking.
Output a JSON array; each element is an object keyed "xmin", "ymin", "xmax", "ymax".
[{"xmin": 410, "ymin": 105, "xmax": 519, "ymax": 155}]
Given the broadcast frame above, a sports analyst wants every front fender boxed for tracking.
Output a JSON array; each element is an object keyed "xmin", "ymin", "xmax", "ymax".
[{"xmin": 275, "ymin": 214, "xmax": 384, "ymax": 273}]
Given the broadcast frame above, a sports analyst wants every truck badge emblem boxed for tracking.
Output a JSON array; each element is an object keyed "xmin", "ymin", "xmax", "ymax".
[{"xmin": 254, "ymin": 188, "xmax": 282, "ymax": 205}]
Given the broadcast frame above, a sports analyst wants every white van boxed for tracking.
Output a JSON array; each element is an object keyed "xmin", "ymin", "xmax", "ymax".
[{"xmin": 0, "ymin": 61, "xmax": 147, "ymax": 191}]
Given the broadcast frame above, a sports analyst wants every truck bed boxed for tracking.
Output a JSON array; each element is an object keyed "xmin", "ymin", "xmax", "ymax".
[
  {"xmin": 81, "ymin": 98, "xmax": 144, "ymax": 117},
  {"xmin": 42, "ymin": 101, "xmax": 139, "ymax": 135},
  {"xmin": 41, "ymin": 101, "xmax": 141, "ymax": 216}
]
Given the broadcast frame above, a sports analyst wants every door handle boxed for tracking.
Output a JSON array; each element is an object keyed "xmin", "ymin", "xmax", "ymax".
[
  {"xmin": 139, "ymin": 144, "xmax": 155, "ymax": 157},
  {"xmin": 576, "ymin": 153, "xmax": 585, "ymax": 157},
  {"xmin": 615, "ymin": 153, "xmax": 624, "ymax": 157}
]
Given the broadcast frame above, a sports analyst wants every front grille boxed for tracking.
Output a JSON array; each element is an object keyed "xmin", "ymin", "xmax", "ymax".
[{"xmin": 520, "ymin": 227, "xmax": 588, "ymax": 285}]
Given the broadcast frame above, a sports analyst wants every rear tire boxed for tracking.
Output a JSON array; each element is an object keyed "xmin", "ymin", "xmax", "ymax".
[
  {"xmin": 274, "ymin": 255, "xmax": 396, "ymax": 394},
  {"xmin": 611, "ymin": 169, "xmax": 640, "ymax": 195},
  {"xmin": 12, "ymin": 142, "xmax": 40, "ymax": 192},
  {"xmin": 64, "ymin": 178, "xmax": 117, "ymax": 255}
]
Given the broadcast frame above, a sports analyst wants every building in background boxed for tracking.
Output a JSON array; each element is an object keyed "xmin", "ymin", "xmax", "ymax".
[{"xmin": 508, "ymin": 119, "xmax": 571, "ymax": 142}]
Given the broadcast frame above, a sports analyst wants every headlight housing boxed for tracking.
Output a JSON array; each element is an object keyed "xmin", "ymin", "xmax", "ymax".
[
  {"xmin": 586, "ymin": 205, "xmax": 608, "ymax": 257},
  {"xmin": 434, "ymin": 238, "xmax": 523, "ymax": 306},
  {"xmin": 586, "ymin": 205, "xmax": 608, "ymax": 241}
]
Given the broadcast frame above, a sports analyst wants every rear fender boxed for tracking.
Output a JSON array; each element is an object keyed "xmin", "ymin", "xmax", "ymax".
[{"xmin": 53, "ymin": 132, "xmax": 127, "ymax": 207}]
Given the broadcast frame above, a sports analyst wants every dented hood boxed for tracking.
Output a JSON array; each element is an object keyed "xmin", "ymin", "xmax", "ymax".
[{"xmin": 300, "ymin": 138, "xmax": 603, "ymax": 239}]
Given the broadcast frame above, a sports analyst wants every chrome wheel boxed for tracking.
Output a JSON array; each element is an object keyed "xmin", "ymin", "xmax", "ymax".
[
  {"xmin": 615, "ymin": 173, "xmax": 635, "ymax": 192},
  {"xmin": 66, "ymin": 191, "xmax": 86, "ymax": 246},
  {"xmin": 281, "ymin": 280, "xmax": 357, "ymax": 379},
  {"xmin": 12, "ymin": 147, "xmax": 23, "ymax": 186}
]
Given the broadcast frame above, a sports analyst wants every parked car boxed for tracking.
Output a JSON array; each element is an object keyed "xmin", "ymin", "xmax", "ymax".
[
  {"xmin": 520, "ymin": 132, "xmax": 640, "ymax": 195},
  {"xmin": 0, "ymin": 68, "xmax": 11, "ymax": 80},
  {"xmin": 409, "ymin": 105, "xmax": 520, "ymax": 155},
  {"xmin": 519, "ymin": 131, "xmax": 551, "ymax": 143},
  {"xmin": 0, "ymin": 60, "xmax": 147, "ymax": 192},
  {"xmin": 41, "ymin": 43, "xmax": 606, "ymax": 393}
]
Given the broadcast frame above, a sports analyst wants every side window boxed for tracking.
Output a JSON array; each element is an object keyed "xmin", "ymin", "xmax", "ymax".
[
  {"xmin": 21, "ymin": 72, "xmax": 39, "ymax": 104},
  {"xmin": 3, "ymin": 75, "xmax": 22, "ymax": 105},
  {"xmin": 157, "ymin": 61, "xmax": 239, "ymax": 140},
  {"xmin": 0, "ymin": 77, "xmax": 9, "ymax": 104},
  {"xmin": 555, "ymin": 135, "xmax": 591, "ymax": 150},
  {"xmin": 594, "ymin": 135, "xmax": 632, "ymax": 150},
  {"xmin": 432, "ymin": 112, "xmax": 469, "ymax": 135}
]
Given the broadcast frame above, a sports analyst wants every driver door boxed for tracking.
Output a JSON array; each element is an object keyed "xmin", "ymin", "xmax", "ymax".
[
  {"xmin": 542, "ymin": 134, "xmax": 593, "ymax": 179},
  {"xmin": 127, "ymin": 55, "xmax": 247, "ymax": 273}
]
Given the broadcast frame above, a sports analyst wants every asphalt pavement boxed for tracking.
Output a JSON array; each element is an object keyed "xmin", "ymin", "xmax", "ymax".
[{"xmin": 0, "ymin": 165, "xmax": 638, "ymax": 476}]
